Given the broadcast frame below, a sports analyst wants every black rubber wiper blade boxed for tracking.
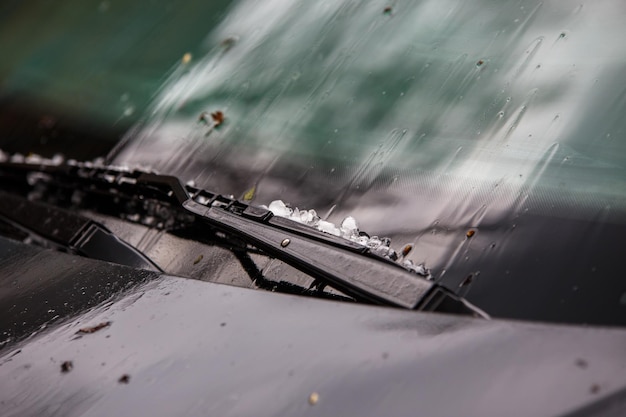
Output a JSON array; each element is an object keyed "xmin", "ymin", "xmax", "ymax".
[
  {"xmin": 137, "ymin": 171, "xmax": 487, "ymax": 317},
  {"xmin": 189, "ymin": 201, "xmax": 426, "ymax": 309}
]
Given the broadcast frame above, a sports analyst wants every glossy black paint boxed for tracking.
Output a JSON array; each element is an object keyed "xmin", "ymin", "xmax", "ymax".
[
  {"xmin": 0, "ymin": 237, "xmax": 158, "ymax": 348},
  {"xmin": 1, "ymin": 237, "xmax": 626, "ymax": 416}
]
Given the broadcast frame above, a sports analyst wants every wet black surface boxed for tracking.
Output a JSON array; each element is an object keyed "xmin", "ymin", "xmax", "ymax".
[
  {"xmin": 437, "ymin": 209, "xmax": 626, "ymax": 326},
  {"xmin": 0, "ymin": 236, "xmax": 159, "ymax": 349},
  {"xmin": 1, "ymin": 255, "xmax": 626, "ymax": 416}
]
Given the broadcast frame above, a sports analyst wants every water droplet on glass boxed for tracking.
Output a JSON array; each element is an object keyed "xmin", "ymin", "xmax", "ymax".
[{"xmin": 497, "ymin": 111, "xmax": 504, "ymax": 118}]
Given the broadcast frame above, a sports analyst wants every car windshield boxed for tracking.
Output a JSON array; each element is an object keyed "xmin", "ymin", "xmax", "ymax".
[{"xmin": 1, "ymin": 0, "xmax": 625, "ymax": 325}]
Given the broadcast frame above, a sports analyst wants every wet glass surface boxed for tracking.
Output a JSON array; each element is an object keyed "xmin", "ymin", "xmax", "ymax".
[{"xmin": 1, "ymin": 0, "xmax": 626, "ymax": 324}]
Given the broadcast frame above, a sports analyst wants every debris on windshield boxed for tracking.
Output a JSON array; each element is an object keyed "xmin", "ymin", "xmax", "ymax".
[
  {"xmin": 60, "ymin": 360, "xmax": 73, "ymax": 373},
  {"xmin": 211, "ymin": 111, "xmax": 225, "ymax": 127},
  {"xmin": 383, "ymin": 6, "xmax": 393, "ymax": 15},
  {"xmin": 199, "ymin": 110, "xmax": 225, "ymax": 128},
  {"xmin": 308, "ymin": 392, "xmax": 319, "ymax": 405},
  {"xmin": 76, "ymin": 321, "xmax": 111, "ymax": 334},
  {"xmin": 242, "ymin": 185, "xmax": 256, "ymax": 202},
  {"xmin": 181, "ymin": 52, "xmax": 192, "ymax": 64},
  {"xmin": 466, "ymin": 229, "xmax": 476, "ymax": 238},
  {"xmin": 263, "ymin": 200, "xmax": 429, "ymax": 277},
  {"xmin": 118, "ymin": 374, "xmax": 131, "ymax": 384},
  {"xmin": 220, "ymin": 36, "xmax": 238, "ymax": 51}
]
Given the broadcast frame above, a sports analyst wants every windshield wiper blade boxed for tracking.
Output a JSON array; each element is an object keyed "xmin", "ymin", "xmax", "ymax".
[{"xmin": 0, "ymin": 160, "xmax": 488, "ymax": 317}]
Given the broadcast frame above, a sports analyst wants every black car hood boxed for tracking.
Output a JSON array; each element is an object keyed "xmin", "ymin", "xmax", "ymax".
[{"xmin": 1, "ymin": 237, "xmax": 626, "ymax": 417}]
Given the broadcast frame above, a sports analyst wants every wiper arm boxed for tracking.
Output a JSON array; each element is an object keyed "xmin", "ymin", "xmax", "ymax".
[{"xmin": 0, "ymin": 161, "xmax": 487, "ymax": 317}]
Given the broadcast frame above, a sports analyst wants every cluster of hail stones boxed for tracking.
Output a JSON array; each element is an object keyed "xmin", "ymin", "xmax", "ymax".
[{"xmin": 262, "ymin": 200, "xmax": 429, "ymax": 277}]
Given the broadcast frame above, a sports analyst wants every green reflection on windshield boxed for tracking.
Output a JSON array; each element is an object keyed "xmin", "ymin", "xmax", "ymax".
[
  {"xmin": 1, "ymin": 0, "xmax": 625, "ymax": 218},
  {"xmin": 110, "ymin": 0, "xmax": 626, "ymax": 211}
]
